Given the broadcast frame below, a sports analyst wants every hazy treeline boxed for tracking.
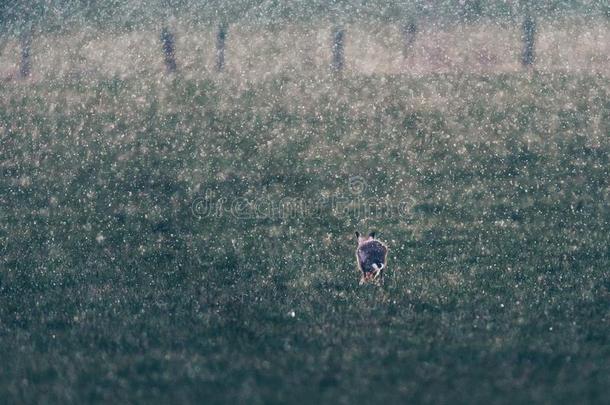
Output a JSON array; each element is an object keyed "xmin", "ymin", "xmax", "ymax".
[{"xmin": 0, "ymin": 1, "xmax": 608, "ymax": 33}]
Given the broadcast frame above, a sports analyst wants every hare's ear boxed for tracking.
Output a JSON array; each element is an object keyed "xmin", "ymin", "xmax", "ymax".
[
  {"xmin": 355, "ymin": 231, "xmax": 360, "ymax": 239},
  {"xmin": 368, "ymin": 231, "xmax": 376, "ymax": 239}
]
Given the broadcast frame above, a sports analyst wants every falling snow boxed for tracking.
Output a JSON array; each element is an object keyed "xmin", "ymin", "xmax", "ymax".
[{"xmin": 1, "ymin": 1, "xmax": 609, "ymax": 404}]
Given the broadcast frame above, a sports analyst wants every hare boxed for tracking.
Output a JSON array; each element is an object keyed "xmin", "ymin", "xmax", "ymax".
[{"xmin": 355, "ymin": 231, "xmax": 388, "ymax": 285}]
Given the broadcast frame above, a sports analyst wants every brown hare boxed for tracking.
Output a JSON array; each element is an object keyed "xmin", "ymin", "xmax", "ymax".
[{"xmin": 355, "ymin": 231, "xmax": 388, "ymax": 285}]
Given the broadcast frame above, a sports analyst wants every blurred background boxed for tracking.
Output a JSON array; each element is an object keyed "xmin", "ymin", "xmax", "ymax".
[{"xmin": 0, "ymin": 1, "xmax": 608, "ymax": 80}]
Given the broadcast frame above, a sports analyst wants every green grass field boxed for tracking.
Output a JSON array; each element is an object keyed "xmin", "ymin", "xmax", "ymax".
[{"xmin": 1, "ymin": 71, "xmax": 609, "ymax": 403}]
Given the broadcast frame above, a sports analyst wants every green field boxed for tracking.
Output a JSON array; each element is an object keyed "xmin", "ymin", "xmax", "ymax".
[{"xmin": 1, "ymin": 71, "xmax": 609, "ymax": 403}]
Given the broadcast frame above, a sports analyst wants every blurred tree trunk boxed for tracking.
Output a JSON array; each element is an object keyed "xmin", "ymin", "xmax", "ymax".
[
  {"xmin": 522, "ymin": 14, "xmax": 536, "ymax": 67},
  {"xmin": 331, "ymin": 26, "xmax": 344, "ymax": 73},
  {"xmin": 19, "ymin": 30, "xmax": 31, "ymax": 78},
  {"xmin": 160, "ymin": 27, "xmax": 177, "ymax": 73},
  {"xmin": 216, "ymin": 23, "xmax": 227, "ymax": 72},
  {"xmin": 401, "ymin": 20, "xmax": 417, "ymax": 59}
]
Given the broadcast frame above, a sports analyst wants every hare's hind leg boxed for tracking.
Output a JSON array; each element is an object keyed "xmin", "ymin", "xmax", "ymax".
[
  {"xmin": 372, "ymin": 264, "xmax": 385, "ymax": 286},
  {"xmin": 372, "ymin": 263, "xmax": 383, "ymax": 279}
]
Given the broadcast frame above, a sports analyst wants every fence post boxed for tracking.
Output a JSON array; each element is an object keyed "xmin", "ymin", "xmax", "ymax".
[
  {"xmin": 331, "ymin": 26, "xmax": 344, "ymax": 72},
  {"xmin": 521, "ymin": 14, "xmax": 536, "ymax": 68},
  {"xmin": 19, "ymin": 30, "xmax": 31, "ymax": 78},
  {"xmin": 401, "ymin": 20, "xmax": 417, "ymax": 59},
  {"xmin": 216, "ymin": 23, "xmax": 227, "ymax": 72},
  {"xmin": 160, "ymin": 27, "xmax": 177, "ymax": 73}
]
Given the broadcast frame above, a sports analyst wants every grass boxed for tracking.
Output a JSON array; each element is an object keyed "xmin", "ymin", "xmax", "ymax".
[{"xmin": 0, "ymin": 71, "xmax": 609, "ymax": 403}]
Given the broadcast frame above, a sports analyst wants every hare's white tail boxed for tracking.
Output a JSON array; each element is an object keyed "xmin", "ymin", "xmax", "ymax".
[{"xmin": 372, "ymin": 263, "xmax": 384, "ymax": 278}]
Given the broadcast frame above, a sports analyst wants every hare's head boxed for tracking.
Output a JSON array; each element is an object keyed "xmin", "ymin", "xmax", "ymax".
[{"xmin": 355, "ymin": 231, "xmax": 376, "ymax": 246}]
